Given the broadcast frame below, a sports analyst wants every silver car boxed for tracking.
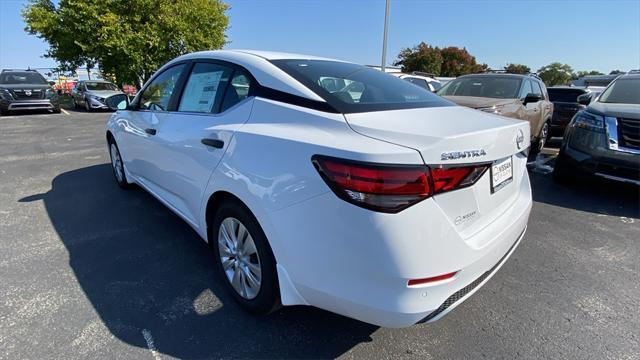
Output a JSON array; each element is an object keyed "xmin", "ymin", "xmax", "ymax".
[{"xmin": 72, "ymin": 80, "xmax": 124, "ymax": 111}]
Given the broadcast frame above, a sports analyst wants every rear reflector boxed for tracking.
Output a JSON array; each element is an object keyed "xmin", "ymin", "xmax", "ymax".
[
  {"xmin": 408, "ymin": 271, "xmax": 458, "ymax": 286},
  {"xmin": 312, "ymin": 155, "xmax": 490, "ymax": 213}
]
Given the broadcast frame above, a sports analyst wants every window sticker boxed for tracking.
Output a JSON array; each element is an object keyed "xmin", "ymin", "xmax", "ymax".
[{"xmin": 179, "ymin": 70, "xmax": 224, "ymax": 112}]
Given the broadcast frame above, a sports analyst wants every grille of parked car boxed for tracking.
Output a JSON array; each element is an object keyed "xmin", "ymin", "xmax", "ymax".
[
  {"xmin": 617, "ymin": 117, "xmax": 640, "ymax": 149},
  {"xmin": 12, "ymin": 89, "xmax": 45, "ymax": 100}
]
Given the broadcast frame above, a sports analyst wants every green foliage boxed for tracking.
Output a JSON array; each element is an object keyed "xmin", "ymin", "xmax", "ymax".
[
  {"xmin": 394, "ymin": 42, "xmax": 442, "ymax": 75},
  {"xmin": 439, "ymin": 47, "xmax": 487, "ymax": 77},
  {"xmin": 573, "ymin": 70, "xmax": 604, "ymax": 80},
  {"xmin": 609, "ymin": 70, "xmax": 624, "ymax": 75},
  {"xmin": 537, "ymin": 62, "xmax": 574, "ymax": 86},
  {"xmin": 394, "ymin": 44, "xmax": 486, "ymax": 77},
  {"xmin": 504, "ymin": 63, "xmax": 530, "ymax": 74},
  {"xmin": 23, "ymin": 0, "xmax": 229, "ymax": 87}
]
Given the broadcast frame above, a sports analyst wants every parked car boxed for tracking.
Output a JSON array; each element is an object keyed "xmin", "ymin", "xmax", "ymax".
[
  {"xmin": 554, "ymin": 72, "xmax": 640, "ymax": 185},
  {"xmin": 547, "ymin": 86, "xmax": 591, "ymax": 137},
  {"xmin": 392, "ymin": 72, "xmax": 443, "ymax": 92},
  {"xmin": 104, "ymin": 50, "xmax": 532, "ymax": 328},
  {"xmin": 437, "ymin": 72, "xmax": 553, "ymax": 155},
  {"xmin": 0, "ymin": 69, "xmax": 60, "ymax": 115},
  {"xmin": 72, "ymin": 80, "xmax": 125, "ymax": 112}
]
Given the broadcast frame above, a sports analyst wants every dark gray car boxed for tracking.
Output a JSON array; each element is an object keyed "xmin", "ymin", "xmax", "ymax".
[
  {"xmin": 72, "ymin": 80, "xmax": 124, "ymax": 112},
  {"xmin": 554, "ymin": 72, "xmax": 640, "ymax": 185},
  {"xmin": 0, "ymin": 69, "xmax": 60, "ymax": 115}
]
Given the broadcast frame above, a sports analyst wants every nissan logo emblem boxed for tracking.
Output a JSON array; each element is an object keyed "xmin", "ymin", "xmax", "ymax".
[{"xmin": 516, "ymin": 129, "xmax": 525, "ymax": 150}]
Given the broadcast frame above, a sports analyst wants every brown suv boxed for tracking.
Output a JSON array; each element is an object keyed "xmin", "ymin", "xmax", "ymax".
[{"xmin": 437, "ymin": 72, "xmax": 553, "ymax": 154}]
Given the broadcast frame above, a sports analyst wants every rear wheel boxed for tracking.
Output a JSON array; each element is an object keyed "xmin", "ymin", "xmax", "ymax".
[
  {"xmin": 211, "ymin": 201, "xmax": 281, "ymax": 315},
  {"xmin": 530, "ymin": 121, "xmax": 550, "ymax": 157}
]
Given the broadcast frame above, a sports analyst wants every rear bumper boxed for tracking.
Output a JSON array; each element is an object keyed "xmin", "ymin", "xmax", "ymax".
[
  {"xmin": 267, "ymin": 163, "xmax": 532, "ymax": 327},
  {"xmin": 563, "ymin": 127, "xmax": 640, "ymax": 184}
]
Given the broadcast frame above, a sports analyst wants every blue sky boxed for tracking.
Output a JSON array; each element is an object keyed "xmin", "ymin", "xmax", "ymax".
[{"xmin": 1, "ymin": 0, "xmax": 639, "ymax": 74}]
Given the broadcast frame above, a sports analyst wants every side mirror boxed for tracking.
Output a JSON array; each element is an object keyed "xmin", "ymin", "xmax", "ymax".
[
  {"xmin": 105, "ymin": 93, "xmax": 130, "ymax": 111},
  {"xmin": 577, "ymin": 93, "xmax": 591, "ymax": 105},
  {"xmin": 523, "ymin": 93, "xmax": 542, "ymax": 105}
]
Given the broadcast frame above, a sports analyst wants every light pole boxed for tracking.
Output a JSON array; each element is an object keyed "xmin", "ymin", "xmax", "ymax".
[{"xmin": 381, "ymin": 0, "xmax": 390, "ymax": 72}]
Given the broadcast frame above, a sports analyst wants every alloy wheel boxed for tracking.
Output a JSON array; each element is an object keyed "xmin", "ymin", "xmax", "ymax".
[
  {"xmin": 110, "ymin": 143, "xmax": 124, "ymax": 183},
  {"xmin": 217, "ymin": 217, "xmax": 262, "ymax": 300}
]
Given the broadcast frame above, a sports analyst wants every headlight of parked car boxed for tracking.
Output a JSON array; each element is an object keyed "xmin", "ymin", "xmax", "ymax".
[
  {"xmin": 479, "ymin": 105, "xmax": 505, "ymax": 114},
  {"xmin": 0, "ymin": 88, "xmax": 13, "ymax": 100},
  {"xmin": 572, "ymin": 110, "xmax": 604, "ymax": 132},
  {"xmin": 89, "ymin": 94, "xmax": 104, "ymax": 102}
]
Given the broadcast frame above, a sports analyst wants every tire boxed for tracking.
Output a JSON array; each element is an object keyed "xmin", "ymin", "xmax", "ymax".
[
  {"xmin": 52, "ymin": 106, "xmax": 61, "ymax": 114},
  {"xmin": 74, "ymin": 100, "xmax": 79, "ymax": 109},
  {"xmin": 211, "ymin": 200, "xmax": 281, "ymax": 315},
  {"xmin": 84, "ymin": 98, "xmax": 92, "ymax": 112},
  {"xmin": 107, "ymin": 138, "xmax": 133, "ymax": 189},
  {"xmin": 530, "ymin": 121, "xmax": 550, "ymax": 157},
  {"xmin": 553, "ymin": 149, "xmax": 575, "ymax": 184}
]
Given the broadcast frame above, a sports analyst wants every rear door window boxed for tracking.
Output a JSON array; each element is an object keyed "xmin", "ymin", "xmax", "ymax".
[{"xmin": 220, "ymin": 71, "xmax": 253, "ymax": 113}]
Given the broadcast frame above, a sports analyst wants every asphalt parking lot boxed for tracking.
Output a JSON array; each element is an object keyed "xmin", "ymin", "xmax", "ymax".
[{"xmin": 1, "ymin": 110, "xmax": 638, "ymax": 359}]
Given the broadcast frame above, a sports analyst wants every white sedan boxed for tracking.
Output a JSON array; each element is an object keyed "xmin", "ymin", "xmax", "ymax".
[{"xmin": 105, "ymin": 50, "xmax": 532, "ymax": 327}]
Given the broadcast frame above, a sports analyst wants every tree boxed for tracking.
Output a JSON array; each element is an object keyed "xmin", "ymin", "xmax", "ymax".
[
  {"xmin": 609, "ymin": 70, "xmax": 624, "ymax": 75},
  {"xmin": 573, "ymin": 70, "xmax": 604, "ymax": 79},
  {"xmin": 504, "ymin": 63, "xmax": 530, "ymax": 74},
  {"xmin": 394, "ymin": 42, "xmax": 443, "ymax": 75},
  {"xmin": 440, "ymin": 47, "xmax": 486, "ymax": 77},
  {"xmin": 23, "ymin": 0, "xmax": 229, "ymax": 88},
  {"xmin": 537, "ymin": 62, "xmax": 574, "ymax": 86}
]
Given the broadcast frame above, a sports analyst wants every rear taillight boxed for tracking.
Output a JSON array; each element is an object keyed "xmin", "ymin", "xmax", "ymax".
[{"xmin": 312, "ymin": 155, "xmax": 489, "ymax": 213}]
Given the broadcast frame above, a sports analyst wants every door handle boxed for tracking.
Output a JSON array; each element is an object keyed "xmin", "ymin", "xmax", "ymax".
[
  {"xmin": 201, "ymin": 138, "xmax": 224, "ymax": 149},
  {"xmin": 145, "ymin": 128, "xmax": 157, "ymax": 135}
]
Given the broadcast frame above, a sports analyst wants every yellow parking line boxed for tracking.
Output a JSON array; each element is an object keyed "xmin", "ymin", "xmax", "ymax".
[{"xmin": 61, "ymin": 109, "xmax": 70, "ymax": 115}]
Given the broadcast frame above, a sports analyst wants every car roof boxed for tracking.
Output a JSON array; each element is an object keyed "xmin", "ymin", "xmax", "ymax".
[
  {"xmin": 619, "ymin": 73, "xmax": 640, "ymax": 80},
  {"xmin": 167, "ymin": 50, "xmax": 354, "ymax": 102},
  {"xmin": 457, "ymin": 73, "xmax": 530, "ymax": 80}
]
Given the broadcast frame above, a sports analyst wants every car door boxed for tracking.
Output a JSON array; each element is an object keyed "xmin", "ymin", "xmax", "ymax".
[
  {"xmin": 117, "ymin": 63, "xmax": 187, "ymax": 189},
  {"xmin": 518, "ymin": 79, "xmax": 538, "ymax": 138},
  {"xmin": 529, "ymin": 80, "xmax": 547, "ymax": 138},
  {"xmin": 144, "ymin": 61, "xmax": 255, "ymax": 225}
]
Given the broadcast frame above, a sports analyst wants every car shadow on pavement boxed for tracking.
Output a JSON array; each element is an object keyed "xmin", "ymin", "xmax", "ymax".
[
  {"xmin": 529, "ymin": 172, "xmax": 640, "ymax": 219},
  {"xmin": 20, "ymin": 164, "xmax": 377, "ymax": 358}
]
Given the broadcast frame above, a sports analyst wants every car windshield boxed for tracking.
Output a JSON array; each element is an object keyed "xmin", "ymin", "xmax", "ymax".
[
  {"xmin": 598, "ymin": 78, "xmax": 640, "ymax": 104},
  {"xmin": 437, "ymin": 76, "xmax": 522, "ymax": 99},
  {"xmin": 548, "ymin": 88, "xmax": 586, "ymax": 103},
  {"xmin": 0, "ymin": 71, "xmax": 48, "ymax": 85},
  {"xmin": 270, "ymin": 59, "xmax": 452, "ymax": 113},
  {"xmin": 85, "ymin": 82, "xmax": 119, "ymax": 91}
]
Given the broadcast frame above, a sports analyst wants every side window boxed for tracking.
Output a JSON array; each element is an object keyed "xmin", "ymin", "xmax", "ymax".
[
  {"xmin": 178, "ymin": 63, "xmax": 232, "ymax": 113},
  {"xmin": 518, "ymin": 79, "xmax": 533, "ymax": 99},
  {"xmin": 531, "ymin": 81, "xmax": 543, "ymax": 97},
  {"xmin": 406, "ymin": 77, "xmax": 430, "ymax": 91},
  {"xmin": 139, "ymin": 64, "xmax": 185, "ymax": 111},
  {"xmin": 220, "ymin": 71, "xmax": 253, "ymax": 113}
]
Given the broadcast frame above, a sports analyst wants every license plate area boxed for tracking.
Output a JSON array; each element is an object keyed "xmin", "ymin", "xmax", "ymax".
[{"xmin": 491, "ymin": 156, "xmax": 513, "ymax": 193}]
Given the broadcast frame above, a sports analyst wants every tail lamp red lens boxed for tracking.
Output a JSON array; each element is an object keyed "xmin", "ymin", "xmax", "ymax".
[{"xmin": 312, "ymin": 155, "xmax": 489, "ymax": 213}]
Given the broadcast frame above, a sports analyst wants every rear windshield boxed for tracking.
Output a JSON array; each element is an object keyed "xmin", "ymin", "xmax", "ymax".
[
  {"xmin": 85, "ymin": 82, "xmax": 119, "ymax": 91},
  {"xmin": 0, "ymin": 71, "xmax": 48, "ymax": 85},
  {"xmin": 437, "ymin": 76, "xmax": 522, "ymax": 99},
  {"xmin": 547, "ymin": 88, "xmax": 586, "ymax": 103},
  {"xmin": 270, "ymin": 60, "xmax": 452, "ymax": 113},
  {"xmin": 598, "ymin": 78, "xmax": 640, "ymax": 105}
]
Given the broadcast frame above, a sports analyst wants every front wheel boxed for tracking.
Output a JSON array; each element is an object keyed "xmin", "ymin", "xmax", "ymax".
[
  {"xmin": 212, "ymin": 201, "xmax": 281, "ymax": 315},
  {"xmin": 553, "ymin": 149, "xmax": 575, "ymax": 184},
  {"xmin": 85, "ymin": 98, "xmax": 92, "ymax": 112},
  {"xmin": 108, "ymin": 139, "xmax": 133, "ymax": 189}
]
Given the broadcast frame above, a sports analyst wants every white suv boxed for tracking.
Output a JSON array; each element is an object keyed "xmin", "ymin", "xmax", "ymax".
[{"xmin": 105, "ymin": 50, "xmax": 532, "ymax": 327}]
